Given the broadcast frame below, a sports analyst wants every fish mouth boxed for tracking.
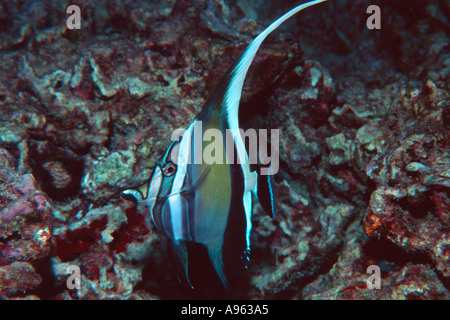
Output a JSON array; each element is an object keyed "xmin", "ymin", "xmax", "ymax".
[{"xmin": 121, "ymin": 189, "xmax": 143, "ymax": 202}]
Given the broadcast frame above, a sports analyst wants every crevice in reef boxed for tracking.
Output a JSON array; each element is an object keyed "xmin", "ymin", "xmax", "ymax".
[
  {"xmin": 364, "ymin": 237, "xmax": 450, "ymax": 291},
  {"xmin": 0, "ymin": 231, "xmax": 22, "ymax": 244},
  {"xmin": 28, "ymin": 258, "xmax": 66, "ymax": 300},
  {"xmin": 364, "ymin": 238, "xmax": 433, "ymax": 271},
  {"xmin": 28, "ymin": 140, "xmax": 84, "ymax": 202},
  {"xmin": 395, "ymin": 193, "xmax": 436, "ymax": 220}
]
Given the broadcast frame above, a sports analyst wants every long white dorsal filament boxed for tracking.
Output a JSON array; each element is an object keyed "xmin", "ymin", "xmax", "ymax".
[
  {"xmin": 225, "ymin": 0, "xmax": 328, "ymax": 130},
  {"xmin": 223, "ymin": 0, "xmax": 328, "ymax": 252}
]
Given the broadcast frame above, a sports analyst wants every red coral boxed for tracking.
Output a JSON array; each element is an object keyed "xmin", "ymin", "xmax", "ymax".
[
  {"xmin": 111, "ymin": 202, "xmax": 150, "ymax": 253},
  {"xmin": 54, "ymin": 216, "xmax": 107, "ymax": 261}
]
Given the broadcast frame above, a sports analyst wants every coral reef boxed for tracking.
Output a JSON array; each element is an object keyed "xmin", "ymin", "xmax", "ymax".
[
  {"xmin": 0, "ymin": 0, "xmax": 448, "ymax": 299},
  {"xmin": 0, "ymin": 148, "xmax": 52, "ymax": 298}
]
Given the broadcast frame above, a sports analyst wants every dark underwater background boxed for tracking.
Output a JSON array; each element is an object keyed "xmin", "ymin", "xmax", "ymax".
[{"xmin": 0, "ymin": 0, "xmax": 449, "ymax": 299}]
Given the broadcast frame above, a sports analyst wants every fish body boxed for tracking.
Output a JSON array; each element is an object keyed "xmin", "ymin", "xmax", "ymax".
[{"xmin": 123, "ymin": 0, "xmax": 327, "ymax": 287}]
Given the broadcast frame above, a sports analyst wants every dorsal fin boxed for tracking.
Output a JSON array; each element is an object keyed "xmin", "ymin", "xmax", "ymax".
[{"xmin": 198, "ymin": 0, "xmax": 328, "ymax": 128}]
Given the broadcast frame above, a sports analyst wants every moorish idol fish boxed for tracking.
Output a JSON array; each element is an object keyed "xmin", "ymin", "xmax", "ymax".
[{"xmin": 122, "ymin": 0, "xmax": 328, "ymax": 288}]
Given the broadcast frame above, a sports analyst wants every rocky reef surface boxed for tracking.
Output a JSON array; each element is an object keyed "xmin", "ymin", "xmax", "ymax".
[{"xmin": 0, "ymin": 0, "xmax": 449, "ymax": 299}]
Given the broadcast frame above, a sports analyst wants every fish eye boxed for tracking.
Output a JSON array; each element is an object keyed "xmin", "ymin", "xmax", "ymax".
[{"xmin": 163, "ymin": 162, "xmax": 177, "ymax": 177}]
